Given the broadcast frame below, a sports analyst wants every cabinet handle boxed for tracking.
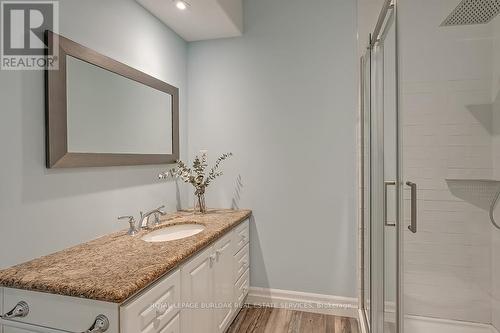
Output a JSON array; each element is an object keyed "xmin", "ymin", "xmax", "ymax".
[
  {"xmin": 209, "ymin": 254, "xmax": 216, "ymax": 267},
  {"xmin": 215, "ymin": 249, "xmax": 222, "ymax": 261},
  {"xmin": 1, "ymin": 301, "xmax": 29, "ymax": 319},
  {"xmin": 83, "ymin": 314, "xmax": 109, "ymax": 333},
  {"xmin": 156, "ymin": 306, "xmax": 168, "ymax": 317}
]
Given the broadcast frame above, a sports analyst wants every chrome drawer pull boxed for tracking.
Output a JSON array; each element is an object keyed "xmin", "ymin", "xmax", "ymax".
[
  {"xmin": 84, "ymin": 314, "xmax": 109, "ymax": 333},
  {"xmin": 1, "ymin": 301, "xmax": 29, "ymax": 319}
]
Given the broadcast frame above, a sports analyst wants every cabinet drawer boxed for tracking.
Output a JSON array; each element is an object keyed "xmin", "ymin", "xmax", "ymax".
[
  {"xmin": 2, "ymin": 288, "xmax": 118, "ymax": 333},
  {"xmin": 159, "ymin": 312, "xmax": 179, "ymax": 333},
  {"xmin": 120, "ymin": 269, "xmax": 180, "ymax": 333},
  {"xmin": 232, "ymin": 220, "xmax": 249, "ymax": 255},
  {"xmin": 235, "ymin": 268, "xmax": 249, "ymax": 307},
  {"xmin": 1, "ymin": 319, "xmax": 66, "ymax": 332},
  {"xmin": 234, "ymin": 244, "xmax": 249, "ymax": 283}
]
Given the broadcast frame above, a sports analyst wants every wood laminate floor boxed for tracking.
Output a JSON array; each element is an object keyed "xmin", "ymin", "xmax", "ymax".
[{"xmin": 227, "ymin": 306, "xmax": 360, "ymax": 333}]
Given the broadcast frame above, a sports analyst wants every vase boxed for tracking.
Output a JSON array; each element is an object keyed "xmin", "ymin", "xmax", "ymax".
[{"xmin": 194, "ymin": 192, "xmax": 207, "ymax": 214}]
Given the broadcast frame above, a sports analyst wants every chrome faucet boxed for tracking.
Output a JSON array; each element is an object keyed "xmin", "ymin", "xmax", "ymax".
[
  {"xmin": 139, "ymin": 205, "xmax": 166, "ymax": 229},
  {"xmin": 118, "ymin": 215, "xmax": 139, "ymax": 236},
  {"xmin": 118, "ymin": 205, "xmax": 167, "ymax": 236}
]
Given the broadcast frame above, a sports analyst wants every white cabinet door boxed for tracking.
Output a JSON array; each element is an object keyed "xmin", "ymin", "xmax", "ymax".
[
  {"xmin": 213, "ymin": 233, "xmax": 234, "ymax": 333},
  {"xmin": 159, "ymin": 313, "xmax": 180, "ymax": 333},
  {"xmin": 180, "ymin": 245, "xmax": 214, "ymax": 333},
  {"xmin": 121, "ymin": 269, "xmax": 180, "ymax": 333}
]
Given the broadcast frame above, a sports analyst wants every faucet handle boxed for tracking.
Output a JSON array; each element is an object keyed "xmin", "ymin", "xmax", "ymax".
[
  {"xmin": 156, "ymin": 205, "xmax": 166, "ymax": 215},
  {"xmin": 152, "ymin": 212, "xmax": 161, "ymax": 227},
  {"xmin": 155, "ymin": 205, "xmax": 167, "ymax": 227},
  {"xmin": 118, "ymin": 216, "xmax": 138, "ymax": 236},
  {"xmin": 118, "ymin": 215, "xmax": 134, "ymax": 222}
]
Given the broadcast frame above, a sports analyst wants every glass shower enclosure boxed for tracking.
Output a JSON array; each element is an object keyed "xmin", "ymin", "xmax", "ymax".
[
  {"xmin": 360, "ymin": 0, "xmax": 500, "ymax": 332},
  {"xmin": 360, "ymin": 1, "xmax": 401, "ymax": 332}
]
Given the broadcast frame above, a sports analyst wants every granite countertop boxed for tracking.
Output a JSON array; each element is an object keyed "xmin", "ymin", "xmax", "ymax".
[{"xmin": 0, "ymin": 209, "xmax": 252, "ymax": 304}]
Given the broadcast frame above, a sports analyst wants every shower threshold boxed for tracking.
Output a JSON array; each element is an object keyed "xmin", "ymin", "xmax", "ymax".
[{"xmin": 402, "ymin": 315, "xmax": 499, "ymax": 333}]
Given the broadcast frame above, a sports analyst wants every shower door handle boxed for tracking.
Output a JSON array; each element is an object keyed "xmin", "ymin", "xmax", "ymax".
[
  {"xmin": 384, "ymin": 181, "xmax": 396, "ymax": 227},
  {"xmin": 406, "ymin": 181, "xmax": 417, "ymax": 233}
]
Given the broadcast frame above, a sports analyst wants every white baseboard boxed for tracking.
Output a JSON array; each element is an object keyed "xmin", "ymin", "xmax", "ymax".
[{"xmin": 245, "ymin": 287, "xmax": 358, "ymax": 318}]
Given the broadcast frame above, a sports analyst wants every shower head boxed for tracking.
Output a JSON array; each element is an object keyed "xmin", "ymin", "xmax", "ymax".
[{"xmin": 441, "ymin": 0, "xmax": 500, "ymax": 26}]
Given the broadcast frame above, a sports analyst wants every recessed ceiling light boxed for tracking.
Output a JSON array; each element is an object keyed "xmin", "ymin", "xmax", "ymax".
[{"xmin": 174, "ymin": 0, "xmax": 189, "ymax": 10}]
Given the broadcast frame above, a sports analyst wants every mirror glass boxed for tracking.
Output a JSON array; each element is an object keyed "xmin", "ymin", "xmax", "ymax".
[{"xmin": 66, "ymin": 55, "xmax": 173, "ymax": 155}]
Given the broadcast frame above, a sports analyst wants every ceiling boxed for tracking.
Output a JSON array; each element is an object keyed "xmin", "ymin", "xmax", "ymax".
[{"xmin": 136, "ymin": 0, "xmax": 243, "ymax": 42}]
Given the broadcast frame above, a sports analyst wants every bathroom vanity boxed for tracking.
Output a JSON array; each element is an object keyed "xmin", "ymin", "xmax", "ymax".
[{"xmin": 0, "ymin": 210, "xmax": 251, "ymax": 333}]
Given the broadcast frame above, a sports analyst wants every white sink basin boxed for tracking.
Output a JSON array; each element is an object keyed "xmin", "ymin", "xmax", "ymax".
[{"xmin": 141, "ymin": 224, "xmax": 205, "ymax": 243}]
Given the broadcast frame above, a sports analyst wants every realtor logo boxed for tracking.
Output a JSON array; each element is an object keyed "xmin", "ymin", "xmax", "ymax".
[{"xmin": 1, "ymin": 1, "xmax": 59, "ymax": 70}]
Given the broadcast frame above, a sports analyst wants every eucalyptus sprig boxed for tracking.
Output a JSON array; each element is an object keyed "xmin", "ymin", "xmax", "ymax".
[
  {"xmin": 205, "ymin": 153, "xmax": 233, "ymax": 187},
  {"xmin": 159, "ymin": 152, "xmax": 233, "ymax": 195}
]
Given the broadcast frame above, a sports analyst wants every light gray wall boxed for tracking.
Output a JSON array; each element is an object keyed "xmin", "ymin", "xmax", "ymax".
[
  {"xmin": 187, "ymin": 0, "xmax": 358, "ymax": 297},
  {"xmin": 0, "ymin": 0, "xmax": 359, "ymax": 299},
  {"xmin": 0, "ymin": 0, "xmax": 188, "ymax": 269},
  {"xmin": 357, "ymin": 0, "xmax": 386, "ymax": 55}
]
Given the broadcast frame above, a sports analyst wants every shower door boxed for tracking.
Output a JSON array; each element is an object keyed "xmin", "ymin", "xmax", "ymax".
[
  {"xmin": 363, "ymin": 0, "xmax": 500, "ymax": 332},
  {"xmin": 361, "ymin": 48, "xmax": 371, "ymax": 329},
  {"xmin": 361, "ymin": 1, "xmax": 402, "ymax": 332},
  {"xmin": 378, "ymin": 9, "xmax": 399, "ymax": 333},
  {"xmin": 372, "ymin": 10, "xmax": 400, "ymax": 332},
  {"xmin": 398, "ymin": 0, "xmax": 500, "ymax": 332}
]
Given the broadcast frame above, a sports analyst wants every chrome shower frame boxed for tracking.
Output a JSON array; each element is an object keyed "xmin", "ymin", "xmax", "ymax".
[{"xmin": 358, "ymin": 0, "xmax": 404, "ymax": 332}]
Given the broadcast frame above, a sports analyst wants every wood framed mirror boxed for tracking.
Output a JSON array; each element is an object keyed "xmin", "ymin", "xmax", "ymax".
[{"xmin": 45, "ymin": 31, "xmax": 179, "ymax": 168}]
